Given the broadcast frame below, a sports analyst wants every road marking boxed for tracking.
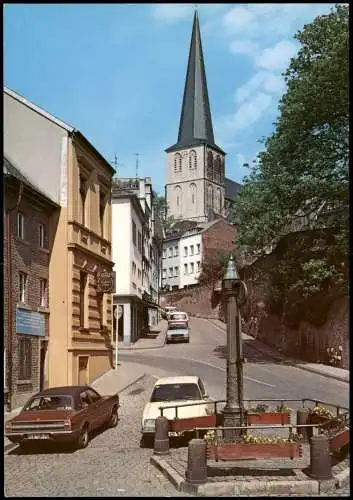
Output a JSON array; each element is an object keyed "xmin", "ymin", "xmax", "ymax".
[{"xmin": 174, "ymin": 355, "xmax": 276, "ymax": 388}]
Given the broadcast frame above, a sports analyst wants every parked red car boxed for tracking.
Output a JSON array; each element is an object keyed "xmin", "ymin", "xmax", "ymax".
[{"xmin": 5, "ymin": 385, "xmax": 120, "ymax": 450}]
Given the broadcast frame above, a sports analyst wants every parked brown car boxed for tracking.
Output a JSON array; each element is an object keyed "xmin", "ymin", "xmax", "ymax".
[{"xmin": 5, "ymin": 385, "xmax": 120, "ymax": 450}]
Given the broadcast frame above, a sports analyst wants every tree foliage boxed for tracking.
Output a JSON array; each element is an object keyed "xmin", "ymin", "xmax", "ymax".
[
  {"xmin": 229, "ymin": 4, "xmax": 349, "ymax": 318},
  {"xmin": 230, "ymin": 4, "xmax": 348, "ymax": 253},
  {"xmin": 198, "ymin": 250, "xmax": 232, "ymax": 287}
]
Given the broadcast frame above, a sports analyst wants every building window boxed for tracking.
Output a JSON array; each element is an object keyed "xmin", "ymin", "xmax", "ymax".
[
  {"xmin": 162, "ymin": 248, "xmax": 167, "ymax": 259},
  {"xmin": 183, "ymin": 246, "xmax": 188, "ymax": 257},
  {"xmin": 174, "ymin": 153, "xmax": 182, "ymax": 173},
  {"xmin": 207, "ymin": 151, "xmax": 213, "ymax": 179},
  {"xmin": 174, "ymin": 267, "xmax": 179, "ymax": 277},
  {"xmin": 79, "ymin": 175, "xmax": 87, "ymax": 227},
  {"xmin": 189, "ymin": 150, "xmax": 197, "ymax": 169},
  {"xmin": 169, "ymin": 267, "xmax": 173, "ymax": 278},
  {"xmin": 17, "ymin": 212, "xmax": 24, "ymax": 239},
  {"xmin": 18, "ymin": 337, "xmax": 32, "ymax": 380},
  {"xmin": 79, "ymin": 271, "xmax": 87, "ymax": 328},
  {"xmin": 190, "ymin": 245, "xmax": 194, "ymax": 256},
  {"xmin": 174, "ymin": 246, "xmax": 178, "ymax": 257},
  {"xmin": 191, "ymin": 262, "xmax": 195, "ymax": 274},
  {"xmin": 19, "ymin": 273, "xmax": 27, "ymax": 303},
  {"xmin": 137, "ymin": 231, "xmax": 142, "ymax": 253},
  {"xmin": 40, "ymin": 279, "xmax": 48, "ymax": 308},
  {"xmin": 196, "ymin": 243, "xmax": 200, "ymax": 254},
  {"xmin": 38, "ymin": 223, "xmax": 45, "ymax": 248},
  {"xmin": 132, "ymin": 220, "xmax": 137, "ymax": 246},
  {"xmin": 184, "ymin": 263, "xmax": 188, "ymax": 275},
  {"xmin": 99, "ymin": 190, "xmax": 106, "ymax": 238},
  {"xmin": 162, "ymin": 269, "xmax": 167, "ymax": 279},
  {"xmin": 197, "ymin": 261, "xmax": 200, "ymax": 272},
  {"xmin": 168, "ymin": 247, "xmax": 173, "ymax": 258},
  {"xmin": 214, "ymin": 155, "xmax": 221, "ymax": 183}
]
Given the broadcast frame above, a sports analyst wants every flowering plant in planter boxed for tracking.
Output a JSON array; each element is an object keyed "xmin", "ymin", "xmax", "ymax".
[
  {"xmin": 326, "ymin": 346, "xmax": 343, "ymax": 367},
  {"xmin": 276, "ymin": 403, "xmax": 292, "ymax": 413},
  {"xmin": 248, "ymin": 403, "xmax": 269, "ymax": 413},
  {"xmin": 310, "ymin": 405, "xmax": 335, "ymax": 419}
]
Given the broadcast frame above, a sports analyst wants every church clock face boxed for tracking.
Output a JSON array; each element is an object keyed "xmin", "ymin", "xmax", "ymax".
[{"xmin": 181, "ymin": 151, "xmax": 188, "ymax": 158}]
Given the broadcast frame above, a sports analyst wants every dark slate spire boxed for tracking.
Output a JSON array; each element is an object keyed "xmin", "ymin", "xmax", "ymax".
[{"xmin": 166, "ymin": 10, "xmax": 224, "ymax": 154}]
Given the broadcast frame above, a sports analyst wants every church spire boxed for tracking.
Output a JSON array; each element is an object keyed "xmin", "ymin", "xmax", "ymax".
[{"xmin": 166, "ymin": 10, "xmax": 223, "ymax": 153}]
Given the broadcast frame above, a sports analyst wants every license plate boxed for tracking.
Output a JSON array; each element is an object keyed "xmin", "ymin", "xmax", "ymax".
[
  {"xmin": 168, "ymin": 431, "xmax": 179, "ymax": 437},
  {"xmin": 27, "ymin": 434, "xmax": 50, "ymax": 440}
]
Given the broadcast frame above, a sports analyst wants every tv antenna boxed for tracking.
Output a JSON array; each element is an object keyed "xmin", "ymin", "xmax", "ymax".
[
  {"xmin": 135, "ymin": 153, "xmax": 141, "ymax": 178},
  {"xmin": 111, "ymin": 154, "xmax": 125, "ymax": 177}
]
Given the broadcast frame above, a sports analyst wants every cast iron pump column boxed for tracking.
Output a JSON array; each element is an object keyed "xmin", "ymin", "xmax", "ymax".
[{"xmin": 221, "ymin": 255, "xmax": 248, "ymax": 440}]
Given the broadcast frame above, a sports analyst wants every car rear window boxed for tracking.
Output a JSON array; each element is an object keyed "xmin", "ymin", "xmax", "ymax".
[
  {"xmin": 23, "ymin": 395, "xmax": 74, "ymax": 412},
  {"xmin": 168, "ymin": 323, "xmax": 188, "ymax": 330},
  {"xmin": 170, "ymin": 313, "xmax": 187, "ymax": 321},
  {"xmin": 150, "ymin": 383, "xmax": 201, "ymax": 402}
]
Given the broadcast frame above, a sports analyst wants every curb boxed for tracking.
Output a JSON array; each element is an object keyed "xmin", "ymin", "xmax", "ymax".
[
  {"xmin": 118, "ymin": 343, "xmax": 166, "ymax": 351},
  {"xmin": 150, "ymin": 456, "xmax": 184, "ymax": 491},
  {"xmin": 118, "ymin": 373, "xmax": 147, "ymax": 393},
  {"xmin": 204, "ymin": 318, "xmax": 349, "ymax": 384},
  {"xmin": 151, "ymin": 455, "xmax": 350, "ymax": 496}
]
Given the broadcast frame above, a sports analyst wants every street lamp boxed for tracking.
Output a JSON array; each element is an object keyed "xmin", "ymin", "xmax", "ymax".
[{"xmin": 222, "ymin": 254, "xmax": 248, "ymax": 440}]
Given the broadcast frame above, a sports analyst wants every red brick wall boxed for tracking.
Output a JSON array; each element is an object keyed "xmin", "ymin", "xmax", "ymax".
[
  {"xmin": 202, "ymin": 219, "xmax": 236, "ymax": 261},
  {"xmin": 4, "ymin": 182, "xmax": 56, "ymax": 409}
]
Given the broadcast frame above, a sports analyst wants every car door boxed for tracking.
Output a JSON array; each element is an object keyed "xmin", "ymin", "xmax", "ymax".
[
  {"xmin": 86, "ymin": 388, "xmax": 106, "ymax": 428},
  {"xmin": 79, "ymin": 390, "xmax": 96, "ymax": 429}
]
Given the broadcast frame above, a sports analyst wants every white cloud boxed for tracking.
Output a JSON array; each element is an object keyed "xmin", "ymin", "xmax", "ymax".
[
  {"xmin": 234, "ymin": 71, "xmax": 285, "ymax": 104},
  {"xmin": 229, "ymin": 39, "xmax": 259, "ymax": 55},
  {"xmin": 255, "ymin": 40, "xmax": 298, "ymax": 71},
  {"xmin": 223, "ymin": 6, "xmax": 259, "ymax": 35},
  {"xmin": 216, "ymin": 92, "xmax": 272, "ymax": 144}
]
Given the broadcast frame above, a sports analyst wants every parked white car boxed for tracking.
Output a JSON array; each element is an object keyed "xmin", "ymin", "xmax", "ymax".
[{"xmin": 141, "ymin": 376, "xmax": 211, "ymax": 447}]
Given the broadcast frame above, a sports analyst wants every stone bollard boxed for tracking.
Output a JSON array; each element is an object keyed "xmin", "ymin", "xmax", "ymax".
[
  {"xmin": 185, "ymin": 438, "xmax": 207, "ymax": 485},
  {"xmin": 153, "ymin": 416, "xmax": 170, "ymax": 455},
  {"xmin": 309, "ymin": 434, "xmax": 332, "ymax": 480},
  {"xmin": 297, "ymin": 408, "xmax": 310, "ymax": 441}
]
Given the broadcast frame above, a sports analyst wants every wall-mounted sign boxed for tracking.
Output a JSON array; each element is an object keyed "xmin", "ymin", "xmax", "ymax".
[
  {"xmin": 97, "ymin": 270, "xmax": 116, "ymax": 294},
  {"xmin": 16, "ymin": 309, "xmax": 45, "ymax": 336}
]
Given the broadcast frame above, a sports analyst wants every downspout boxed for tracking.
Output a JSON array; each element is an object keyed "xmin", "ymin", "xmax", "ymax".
[{"xmin": 6, "ymin": 179, "xmax": 24, "ymax": 412}]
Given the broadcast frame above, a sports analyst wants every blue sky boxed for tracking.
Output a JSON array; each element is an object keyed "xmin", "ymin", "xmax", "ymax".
[{"xmin": 4, "ymin": 3, "xmax": 335, "ymax": 196}]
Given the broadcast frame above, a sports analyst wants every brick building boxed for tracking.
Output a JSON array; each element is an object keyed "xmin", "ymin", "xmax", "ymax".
[{"xmin": 4, "ymin": 156, "xmax": 59, "ymax": 410}]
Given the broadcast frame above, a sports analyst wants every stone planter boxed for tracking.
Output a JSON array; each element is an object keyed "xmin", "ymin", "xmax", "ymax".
[
  {"xmin": 206, "ymin": 442, "xmax": 301, "ymax": 461},
  {"xmin": 246, "ymin": 411, "xmax": 291, "ymax": 425},
  {"xmin": 329, "ymin": 429, "xmax": 349, "ymax": 453}
]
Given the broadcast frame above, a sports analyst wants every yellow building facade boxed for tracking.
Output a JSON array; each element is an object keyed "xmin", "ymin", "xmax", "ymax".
[{"xmin": 49, "ymin": 132, "xmax": 115, "ymax": 387}]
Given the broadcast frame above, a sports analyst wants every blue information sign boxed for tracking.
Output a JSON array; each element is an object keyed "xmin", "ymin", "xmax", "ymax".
[{"xmin": 16, "ymin": 309, "xmax": 45, "ymax": 336}]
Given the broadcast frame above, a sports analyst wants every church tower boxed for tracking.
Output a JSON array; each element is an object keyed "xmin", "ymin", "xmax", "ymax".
[{"xmin": 165, "ymin": 9, "xmax": 226, "ymax": 222}]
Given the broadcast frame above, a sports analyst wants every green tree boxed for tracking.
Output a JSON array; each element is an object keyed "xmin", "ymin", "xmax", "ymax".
[
  {"xmin": 229, "ymin": 4, "xmax": 348, "ymax": 322},
  {"xmin": 230, "ymin": 4, "xmax": 349, "ymax": 256}
]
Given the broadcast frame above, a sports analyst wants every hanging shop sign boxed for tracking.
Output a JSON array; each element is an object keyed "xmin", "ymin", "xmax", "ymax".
[{"xmin": 97, "ymin": 270, "xmax": 116, "ymax": 294}]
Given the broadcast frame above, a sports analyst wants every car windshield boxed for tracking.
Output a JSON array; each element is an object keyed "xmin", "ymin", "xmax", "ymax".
[
  {"xmin": 170, "ymin": 313, "xmax": 187, "ymax": 320},
  {"xmin": 23, "ymin": 395, "xmax": 74, "ymax": 412},
  {"xmin": 150, "ymin": 383, "xmax": 201, "ymax": 402},
  {"xmin": 168, "ymin": 324, "xmax": 188, "ymax": 330}
]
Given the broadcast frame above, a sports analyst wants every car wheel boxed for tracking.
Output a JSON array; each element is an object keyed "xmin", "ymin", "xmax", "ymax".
[
  {"xmin": 77, "ymin": 424, "xmax": 89, "ymax": 449},
  {"xmin": 186, "ymin": 338, "xmax": 190, "ymax": 343},
  {"xmin": 108, "ymin": 406, "xmax": 119, "ymax": 428},
  {"xmin": 140, "ymin": 435, "xmax": 154, "ymax": 448}
]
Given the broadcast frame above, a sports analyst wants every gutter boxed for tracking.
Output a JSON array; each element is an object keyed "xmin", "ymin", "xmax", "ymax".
[{"xmin": 6, "ymin": 179, "xmax": 24, "ymax": 411}]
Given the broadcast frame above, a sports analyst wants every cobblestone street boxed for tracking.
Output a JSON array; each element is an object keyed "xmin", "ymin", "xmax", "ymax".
[{"xmin": 4, "ymin": 375, "xmax": 189, "ymax": 497}]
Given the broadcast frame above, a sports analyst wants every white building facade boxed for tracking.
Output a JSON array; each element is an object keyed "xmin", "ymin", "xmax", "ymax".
[{"xmin": 111, "ymin": 178, "xmax": 162, "ymax": 345}]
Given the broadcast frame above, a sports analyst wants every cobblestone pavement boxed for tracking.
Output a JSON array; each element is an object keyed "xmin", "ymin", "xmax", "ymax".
[{"xmin": 4, "ymin": 375, "xmax": 189, "ymax": 497}]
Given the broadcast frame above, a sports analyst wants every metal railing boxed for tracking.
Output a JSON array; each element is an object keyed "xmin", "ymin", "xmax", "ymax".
[{"xmin": 159, "ymin": 397, "xmax": 349, "ymax": 420}]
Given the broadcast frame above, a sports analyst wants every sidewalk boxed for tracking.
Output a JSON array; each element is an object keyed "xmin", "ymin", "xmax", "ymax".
[
  {"xmin": 207, "ymin": 318, "xmax": 349, "ymax": 384},
  {"xmin": 118, "ymin": 320, "xmax": 167, "ymax": 350}
]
